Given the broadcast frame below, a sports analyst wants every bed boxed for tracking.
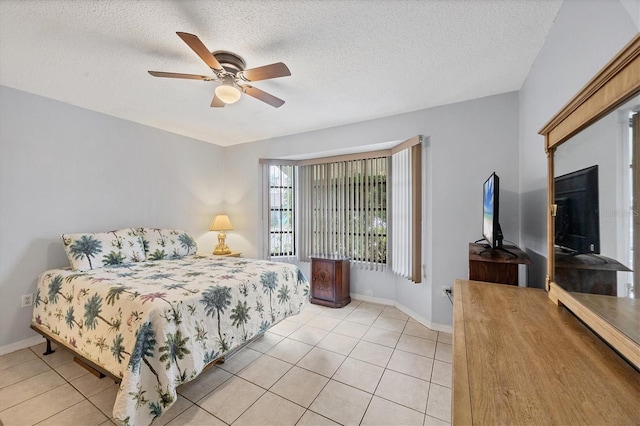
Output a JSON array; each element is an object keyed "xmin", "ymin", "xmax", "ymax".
[{"xmin": 30, "ymin": 228, "xmax": 309, "ymax": 426}]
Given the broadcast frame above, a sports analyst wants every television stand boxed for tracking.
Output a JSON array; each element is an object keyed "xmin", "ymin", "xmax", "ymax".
[
  {"xmin": 468, "ymin": 243, "xmax": 532, "ymax": 286},
  {"xmin": 554, "ymin": 249, "xmax": 630, "ymax": 296}
]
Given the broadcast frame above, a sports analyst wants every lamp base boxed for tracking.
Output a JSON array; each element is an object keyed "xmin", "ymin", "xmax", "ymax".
[
  {"xmin": 213, "ymin": 246, "xmax": 231, "ymax": 255},
  {"xmin": 213, "ymin": 231, "xmax": 231, "ymax": 255}
]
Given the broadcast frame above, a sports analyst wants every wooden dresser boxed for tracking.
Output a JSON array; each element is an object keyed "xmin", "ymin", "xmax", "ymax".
[
  {"xmin": 453, "ymin": 279, "xmax": 640, "ymax": 425},
  {"xmin": 309, "ymin": 255, "xmax": 350, "ymax": 308}
]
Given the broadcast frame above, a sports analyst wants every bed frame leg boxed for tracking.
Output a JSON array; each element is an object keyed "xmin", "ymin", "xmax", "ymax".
[
  {"xmin": 74, "ymin": 357, "xmax": 106, "ymax": 379},
  {"xmin": 43, "ymin": 339, "xmax": 55, "ymax": 355}
]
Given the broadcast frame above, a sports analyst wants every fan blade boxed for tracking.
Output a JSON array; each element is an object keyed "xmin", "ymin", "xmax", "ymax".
[
  {"xmin": 243, "ymin": 85, "xmax": 285, "ymax": 108},
  {"xmin": 148, "ymin": 71, "xmax": 214, "ymax": 81},
  {"xmin": 176, "ymin": 32, "xmax": 223, "ymax": 72},
  {"xmin": 240, "ymin": 62, "xmax": 291, "ymax": 82},
  {"xmin": 210, "ymin": 94, "xmax": 225, "ymax": 108}
]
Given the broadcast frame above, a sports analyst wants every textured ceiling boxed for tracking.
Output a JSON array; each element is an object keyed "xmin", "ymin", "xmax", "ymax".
[{"xmin": 0, "ymin": 0, "xmax": 562, "ymax": 147}]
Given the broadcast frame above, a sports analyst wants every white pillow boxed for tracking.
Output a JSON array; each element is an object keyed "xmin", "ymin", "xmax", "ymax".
[
  {"xmin": 137, "ymin": 228, "xmax": 198, "ymax": 260},
  {"xmin": 62, "ymin": 228, "xmax": 146, "ymax": 271}
]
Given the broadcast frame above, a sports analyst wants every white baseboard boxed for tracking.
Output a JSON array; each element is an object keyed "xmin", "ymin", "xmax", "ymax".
[
  {"xmin": 350, "ymin": 293, "xmax": 453, "ymax": 334},
  {"xmin": 350, "ymin": 293, "xmax": 395, "ymax": 306},
  {"xmin": 394, "ymin": 302, "xmax": 453, "ymax": 334},
  {"xmin": 0, "ymin": 335, "xmax": 45, "ymax": 356}
]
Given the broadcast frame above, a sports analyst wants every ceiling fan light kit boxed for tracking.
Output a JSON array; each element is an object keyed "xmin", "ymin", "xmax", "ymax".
[
  {"xmin": 148, "ymin": 32, "xmax": 291, "ymax": 108},
  {"xmin": 215, "ymin": 76, "xmax": 241, "ymax": 104}
]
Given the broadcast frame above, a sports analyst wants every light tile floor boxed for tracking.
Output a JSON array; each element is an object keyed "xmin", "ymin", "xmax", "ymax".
[{"xmin": 0, "ymin": 300, "xmax": 452, "ymax": 426}]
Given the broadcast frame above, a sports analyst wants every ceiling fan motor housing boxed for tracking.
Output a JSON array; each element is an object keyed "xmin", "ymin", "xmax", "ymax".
[{"xmin": 212, "ymin": 51, "xmax": 246, "ymax": 75}]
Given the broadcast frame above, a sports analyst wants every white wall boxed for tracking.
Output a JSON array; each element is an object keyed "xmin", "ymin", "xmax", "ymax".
[
  {"xmin": 518, "ymin": 0, "xmax": 639, "ymax": 288},
  {"xmin": 0, "ymin": 86, "xmax": 225, "ymax": 352},
  {"xmin": 223, "ymin": 92, "xmax": 520, "ymax": 329}
]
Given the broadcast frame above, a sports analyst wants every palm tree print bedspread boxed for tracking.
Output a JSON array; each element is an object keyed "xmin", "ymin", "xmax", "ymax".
[{"xmin": 31, "ymin": 255, "xmax": 309, "ymax": 425}]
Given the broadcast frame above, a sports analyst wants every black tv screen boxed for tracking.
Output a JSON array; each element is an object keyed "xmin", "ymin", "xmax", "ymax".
[
  {"xmin": 554, "ymin": 165, "xmax": 600, "ymax": 254},
  {"xmin": 482, "ymin": 172, "xmax": 502, "ymax": 248}
]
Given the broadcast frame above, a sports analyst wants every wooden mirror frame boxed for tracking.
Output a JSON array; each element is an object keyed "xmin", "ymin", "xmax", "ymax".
[{"xmin": 539, "ymin": 34, "xmax": 640, "ymax": 368}]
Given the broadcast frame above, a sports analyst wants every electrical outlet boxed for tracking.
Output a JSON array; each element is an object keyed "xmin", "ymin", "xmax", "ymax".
[
  {"xmin": 441, "ymin": 286, "xmax": 452, "ymax": 297},
  {"xmin": 21, "ymin": 293, "xmax": 33, "ymax": 308}
]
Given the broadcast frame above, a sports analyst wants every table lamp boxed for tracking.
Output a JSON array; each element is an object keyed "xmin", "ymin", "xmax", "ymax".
[{"xmin": 210, "ymin": 214, "xmax": 233, "ymax": 255}]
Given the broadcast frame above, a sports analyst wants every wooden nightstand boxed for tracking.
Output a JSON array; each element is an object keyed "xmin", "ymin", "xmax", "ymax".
[
  {"xmin": 214, "ymin": 252, "xmax": 241, "ymax": 257},
  {"xmin": 310, "ymin": 255, "xmax": 351, "ymax": 308}
]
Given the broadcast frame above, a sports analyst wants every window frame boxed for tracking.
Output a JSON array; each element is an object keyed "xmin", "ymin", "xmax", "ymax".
[
  {"xmin": 259, "ymin": 135, "xmax": 422, "ymax": 282},
  {"xmin": 267, "ymin": 164, "xmax": 296, "ymax": 258}
]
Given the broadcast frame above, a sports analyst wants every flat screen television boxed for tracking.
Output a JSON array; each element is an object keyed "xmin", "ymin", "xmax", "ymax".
[
  {"xmin": 482, "ymin": 172, "xmax": 503, "ymax": 249},
  {"xmin": 554, "ymin": 165, "xmax": 600, "ymax": 254}
]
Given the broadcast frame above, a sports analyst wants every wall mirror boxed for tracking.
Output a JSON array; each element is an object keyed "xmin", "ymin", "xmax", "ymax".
[{"xmin": 540, "ymin": 34, "xmax": 640, "ymax": 369}]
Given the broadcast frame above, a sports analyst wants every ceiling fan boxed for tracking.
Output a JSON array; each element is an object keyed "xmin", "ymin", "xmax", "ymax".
[{"xmin": 148, "ymin": 32, "xmax": 291, "ymax": 108}]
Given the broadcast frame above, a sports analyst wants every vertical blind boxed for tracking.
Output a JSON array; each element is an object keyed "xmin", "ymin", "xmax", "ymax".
[
  {"xmin": 391, "ymin": 143, "xmax": 422, "ymax": 283},
  {"xmin": 299, "ymin": 157, "xmax": 388, "ymax": 270},
  {"xmin": 392, "ymin": 149, "xmax": 411, "ymax": 278}
]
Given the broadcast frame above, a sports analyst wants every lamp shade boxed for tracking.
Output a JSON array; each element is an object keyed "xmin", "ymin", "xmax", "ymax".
[{"xmin": 210, "ymin": 214, "xmax": 234, "ymax": 231}]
